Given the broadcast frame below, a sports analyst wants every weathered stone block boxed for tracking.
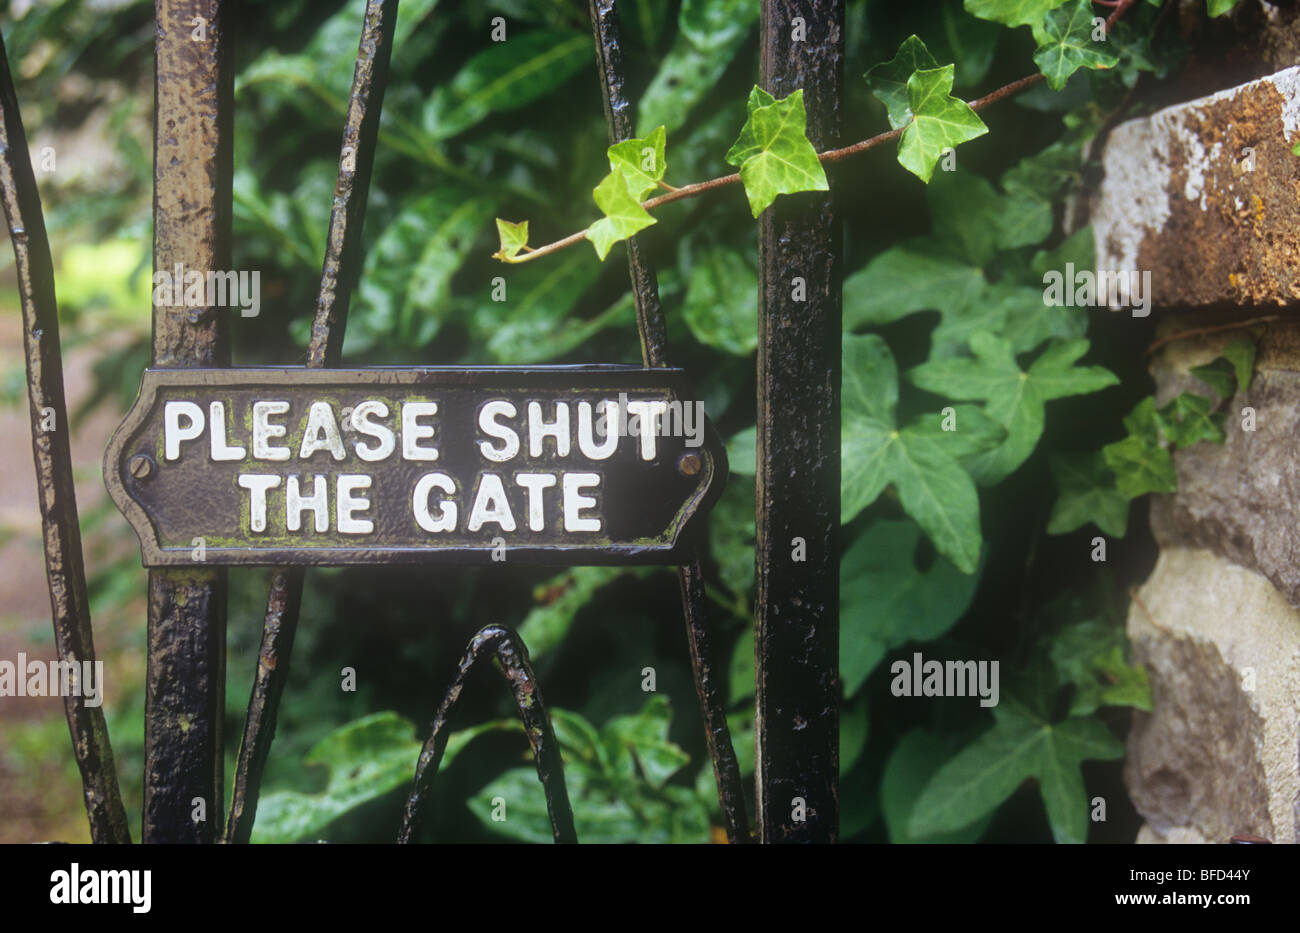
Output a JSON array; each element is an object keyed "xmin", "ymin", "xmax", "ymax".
[
  {"xmin": 1092, "ymin": 66, "xmax": 1300, "ymax": 308},
  {"xmin": 1125, "ymin": 547, "xmax": 1300, "ymax": 845}
]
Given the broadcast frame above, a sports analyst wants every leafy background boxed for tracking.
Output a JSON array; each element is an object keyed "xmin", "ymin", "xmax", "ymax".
[{"xmin": 0, "ymin": 0, "xmax": 1246, "ymax": 842}]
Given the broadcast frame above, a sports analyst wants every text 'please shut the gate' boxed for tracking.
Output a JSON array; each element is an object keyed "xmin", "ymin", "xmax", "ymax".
[{"xmin": 105, "ymin": 367, "xmax": 726, "ymax": 566}]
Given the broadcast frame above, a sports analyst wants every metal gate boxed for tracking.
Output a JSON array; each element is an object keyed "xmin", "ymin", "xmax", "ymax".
[{"xmin": 0, "ymin": 0, "xmax": 841, "ymax": 844}]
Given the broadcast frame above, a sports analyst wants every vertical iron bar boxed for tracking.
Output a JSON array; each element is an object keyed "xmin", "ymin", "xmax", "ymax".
[
  {"xmin": 753, "ymin": 0, "xmax": 842, "ymax": 843},
  {"xmin": 586, "ymin": 0, "xmax": 751, "ymax": 843},
  {"xmin": 145, "ymin": 0, "xmax": 233, "ymax": 844},
  {"xmin": 0, "ymin": 34, "xmax": 131, "ymax": 844},
  {"xmin": 225, "ymin": 0, "xmax": 397, "ymax": 844}
]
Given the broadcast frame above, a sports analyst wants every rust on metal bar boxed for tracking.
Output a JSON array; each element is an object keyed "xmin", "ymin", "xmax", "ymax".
[
  {"xmin": 0, "ymin": 34, "xmax": 131, "ymax": 845},
  {"xmin": 226, "ymin": 0, "xmax": 398, "ymax": 844},
  {"xmin": 754, "ymin": 0, "xmax": 843, "ymax": 843},
  {"xmin": 398, "ymin": 625, "xmax": 576, "ymax": 843},
  {"xmin": 145, "ymin": 0, "xmax": 233, "ymax": 844},
  {"xmin": 587, "ymin": 0, "xmax": 752, "ymax": 843}
]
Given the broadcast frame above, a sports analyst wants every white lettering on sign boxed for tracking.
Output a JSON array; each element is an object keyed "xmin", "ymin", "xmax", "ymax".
[{"xmin": 162, "ymin": 394, "xmax": 696, "ymax": 540}]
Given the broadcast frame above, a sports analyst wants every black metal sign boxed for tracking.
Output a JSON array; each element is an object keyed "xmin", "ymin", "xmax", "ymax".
[{"xmin": 105, "ymin": 366, "xmax": 726, "ymax": 566}]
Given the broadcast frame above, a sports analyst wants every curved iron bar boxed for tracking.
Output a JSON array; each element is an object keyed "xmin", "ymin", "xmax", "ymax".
[
  {"xmin": 0, "ymin": 34, "xmax": 131, "ymax": 843},
  {"xmin": 586, "ymin": 0, "xmax": 752, "ymax": 843},
  {"xmin": 398, "ymin": 625, "xmax": 577, "ymax": 843},
  {"xmin": 225, "ymin": 0, "xmax": 398, "ymax": 844}
]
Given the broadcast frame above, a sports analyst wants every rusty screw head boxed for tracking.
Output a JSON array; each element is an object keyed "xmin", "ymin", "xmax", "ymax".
[
  {"xmin": 128, "ymin": 453, "xmax": 154, "ymax": 480},
  {"xmin": 677, "ymin": 451, "xmax": 702, "ymax": 477}
]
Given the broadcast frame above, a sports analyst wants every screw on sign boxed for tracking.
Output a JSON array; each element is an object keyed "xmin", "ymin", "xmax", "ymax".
[{"xmin": 105, "ymin": 366, "xmax": 727, "ymax": 566}]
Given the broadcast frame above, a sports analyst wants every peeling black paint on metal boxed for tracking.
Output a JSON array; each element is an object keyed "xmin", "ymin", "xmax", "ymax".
[
  {"xmin": 227, "ymin": 0, "xmax": 397, "ymax": 845},
  {"xmin": 754, "ymin": 0, "xmax": 842, "ymax": 844},
  {"xmin": 588, "ymin": 0, "xmax": 752, "ymax": 844},
  {"xmin": 0, "ymin": 34, "xmax": 131, "ymax": 844},
  {"xmin": 399, "ymin": 625, "xmax": 576, "ymax": 843},
  {"xmin": 144, "ymin": 0, "xmax": 233, "ymax": 844}
]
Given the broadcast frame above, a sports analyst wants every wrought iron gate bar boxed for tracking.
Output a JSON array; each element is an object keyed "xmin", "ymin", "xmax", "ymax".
[
  {"xmin": 144, "ymin": 0, "xmax": 234, "ymax": 844},
  {"xmin": 586, "ymin": 0, "xmax": 752, "ymax": 844},
  {"xmin": 753, "ymin": 0, "xmax": 842, "ymax": 843},
  {"xmin": 225, "ymin": 0, "xmax": 398, "ymax": 845},
  {"xmin": 398, "ymin": 625, "xmax": 577, "ymax": 844},
  {"xmin": 0, "ymin": 34, "xmax": 131, "ymax": 845}
]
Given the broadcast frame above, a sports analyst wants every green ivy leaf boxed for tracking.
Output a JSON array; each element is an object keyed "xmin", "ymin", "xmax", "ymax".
[
  {"xmin": 586, "ymin": 168, "xmax": 657, "ymax": 260},
  {"xmin": 840, "ymin": 520, "xmax": 982, "ymax": 696},
  {"xmin": 493, "ymin": 218, "xmax": 530, "ymax": 261},
  {"xmin": 682, "ymin": 246, "xmax": 758, "ymax": 355},
  {"xmin": 1046, "ymin": 451, "xmax": 1129, "ymax": 537},
  {"xmin": 1032, "ymin": 0, "xmax": 1119, "ymax": 91},
  {"xmin": 1207, "ymin": 0, "xmax": 1237, "ymax": 16},
  {"xmin": 882, "ymin": 730, "xmax": 996, "ymax": 843},
  {"xmin": 908, "ymin": 699, "xmax": 1123, "ymax": 844},
  {"xmin": 898, "ymin": 66, "xmax": 989, "ymax": 183},
  {"xmin": 1049, "ymin": 620, "xmax": 1153, "ymax": 716},
  {"xmin": 1222, "ymin": 338, "xmax": 1256, "ymax": 392},
  {"xmin": 1156, "ymin": 392, "xmax": 1226, "ymax": 448},
  {"xmin": 725, "ymin": 87, "xmax": 829, "ymax": 217},
  {"xmin": 866, "ymin": 35, "xmax": 940, "ymax": 130},
  {"xmin": 1189, "ymin": 358, "xmax": 1235, "ymax": 399},
  {"xmin": 964, "ymin": 0, "xmax": 1070, "ymax": 28},
  {"xmin": 1103, "ymin": 434, "xmax": 1176, "ymax": 498},
  {"xmin": 843, "ymin": 240, "xmax": 985, "ymax": 330},
  {"xmin": 607, "ymin": 125, "xmax": 668, "ymax": 198},
  {"xmin": 841, "ymin": 335, "xmax": 983, "ymax": 573},
  {"xmin": 909, "ymin": 335, "xmax": 1119, "ymax": 485}
]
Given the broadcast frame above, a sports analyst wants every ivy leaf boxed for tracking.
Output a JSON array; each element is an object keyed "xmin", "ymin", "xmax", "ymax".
[
  {"xmin": 841, "ymin": 335, "xmax": 983, "ymax": 573},
  {"xmin": 1121, "ymin": 396, "xmax": 1161, "ymax": 446},
  {"xmin": 1102, "ymin": 434, "xmax": 1176, "ymax": 498},
  {"xmin": 1156, "ymin": 392, "xmax": 1226, "ymax": 448},
  {"xmin": 908, "ymin": 699, "xmax": 1123, "ymax": 844},
  {"xmin": 494, "ymin": 218, "xmax": 530, "ymax": 261},
  {"xmin": 866, "ymin": 35, "xmax": 940, "ymax": 130},
  {"xmin": 882, "ymin": 730, "xmax": 996, "ymax": 843},
  {"xmin": 1046, "ymin": 451, "xmax": 1129, "ymax": 537},
  {"xmin": 897, "ymin": 66, "xmax": 989, "ymax": 183},
  {"xmin": 725, "ymin": 87, "xmax": 829, "ymax": 217},
  {"xmin": 843, "ymin": 240, "xmax": 985, "ymax": 330},
  {"xmin": 682, "ymin": 246, "xmax": 758, "ymax": 355},
  {"xmin": 1049, "ymin": 620, "xmax": 1153, "ymax": 716},
  {"xmin": 1222, "ymin": 338, "xmax": 1256, "ymax": 392},
  {"xmin": 607, "ymin": 125, "xmax": 668, "ymax": 198},
  {"xmin": 1189, "ymin": 358, "xmax": 1235, "ymax": 399},
  {"xmin": 964, "ymin": 0, "xmax": 1070, "ymax": 28},
  {"xmin": 586, "ymin": 169, "xmax": 657, "ymax": 260},
  {"xmin": 1032, "ymin": 0, "xmax": 1119, "ymax": 91},
  {"xmin": 909, "ymin": 335, "xmax": 1118, "ymax": 485},
  {"xmin": 1207, "ymin": 0, "xmax": 1237, "ymax": 16},
  {"xmin": 840, "ymin": 520, "xmax": 981, "ymax": 696}
]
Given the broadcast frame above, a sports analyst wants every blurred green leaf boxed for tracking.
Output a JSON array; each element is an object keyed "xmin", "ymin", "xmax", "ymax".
[{"xmin": 682, "ymin": 246, "xmax": 758, "ymax": 355}]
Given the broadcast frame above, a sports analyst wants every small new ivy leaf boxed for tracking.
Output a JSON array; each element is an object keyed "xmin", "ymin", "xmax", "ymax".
[
  {"xmin": 1046, "ymin": 451, "xmax": 1129, "ymax": 538},
  {"xmin": 1032, "ymin": 0, "xmax": 1119, "ymax": 91},
  {"xmin": 897, "ymin": 66, "xmax": 989, "ymax": 183},
  {"xmin": 1207, "ymin": 0, "xmax": 1237, "ymax": 16},
  {"xmin": 586, "ymin": 169, "xmax": 657, "ymax": 260},
  {"xmin": 1156, "ymin": 393, "xmax": 1226, "ymax": 448},
  {"xmin": 494, "ymin": 218, "xmax": 530, "ymax": 261},
  {"xmin": 1103, "ymin": 434, "xmax": 1176, "ymax": 499},
  {"xmin": 964, "ymin": 0, "xmax": 1070, "ymax": 29},
  {"xmin": 607, "ymin": 125, "xmax": 668, "ymax": 199},
  {"xmin": 725, "ymin": 87, "xmax": 829, "ymax": 217},
  {"xmin": 865, "ymin": 35, "xmax": 939, "ymax": 130}
]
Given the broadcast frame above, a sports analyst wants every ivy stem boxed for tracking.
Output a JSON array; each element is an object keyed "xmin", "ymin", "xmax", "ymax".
[{"xmin": 501, "ymin": 0, "xmax": 1139, "ymax": 264}]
